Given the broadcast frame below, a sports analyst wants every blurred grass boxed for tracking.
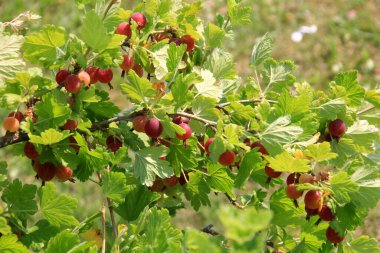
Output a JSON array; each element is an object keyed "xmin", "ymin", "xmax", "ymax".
[{"xmin": 1, "ymin": 0, "xmax": 379, "ymax": 241}]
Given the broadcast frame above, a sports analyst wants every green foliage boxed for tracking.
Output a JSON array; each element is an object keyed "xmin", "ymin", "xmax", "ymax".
[{"xmin": 0, "ymin": 0, "xmax": 379, "ymax": 252}]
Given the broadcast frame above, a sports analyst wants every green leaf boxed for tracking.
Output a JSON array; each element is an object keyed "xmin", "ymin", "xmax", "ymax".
[
  {"xmin": 266, "ymin": 152, "xmax": 310, "ymax": 172},
  {"xmin": 0, "ymin": 34, "xmax": 25, "ymax": 79},
  {"xmin": 343, "ymin": 236, "xmax": 380, "ymax": 253},
  {"xmin": 191, "ymin": 95, "xmax": 220, "ymax": 121},
  {"xmin": 364, "ymin": 90, "xmax": 380, "ymax": 107},
  {"xmin": 228, "ymin": 5, "xmax": 252, "ymax": 25},
  {"xmin": 349, "ymin": 168, "xmax": 380, "ymax": 209},
  {"xmin": 205, "ymin": 23, "xmax": 225, "ymax": 48},
  {"xmin": 235, "ymin": 150, "xmax": 262, "ymax": 188},
  {"xmin": 171, "ymin": 73, "xmax": 199, "ymax": 109},
  {"xmin": 270, "ymin": 189, "xmax": 305, "ymax": 227},
  {"xmin": 29, "ymin": 128, "xmax": 71, "ymax": 145},
  {"xmin": 330, "ymin": 172, "xmax": 359, "ymax": 204},
  {"xmin": 80, "ymin": 11, "xmax": 110, "ymax": 51},
  {"xmin": 115, "ymin": 184, "xmax": 160, "ymax": 222},
  {"xmin": 23, "ymin": 25, "xmax": 67, "ymax": 67},
  {"xmin": 0, "ymin": 217, "xmax": 11, "ymax": 235},
  {"xmin": 346, "ymin": 120, "xmax": 379, "ymax": 153},
  {"xmin": 39, "ymin": 182, "xmax": 79, "ymax": 227},
  {"xmin": 21, "ymin": 220, "xmax": 60, "ymax": 247},
  {"xmin": 333, "ymin": 71, "xmax": 365, "ymax": 107},
  {"xmin": 316, "ymin": 99, "xmax": 346, "ymax": 120},
  {"xmin": 304, "ymin": 142, "xmax": 337, "ymax": 162},
  {"xmin": 333, "ymin": 203, "xmax": 366, "ymax": 232},
  {"xmin": 120, "ymin": 71, "xmax": 156, "ymax": 104},
  {"xmin": 167, "ymin": 43, "xmax": 187, "ymax": 73},
  {"xmin": 34, "ymin": 93, "xmax": 71, "ymax": 129},
  {"xmin": 261, "ymin": 116, "xmax": 303, "ymax": 155},
  {"xmin": 1, "ymin": 179, "xmax": 38, "ymax": 220},
  {"xmin": 167, "ymin": 144, "xmax": 198, "ymax": 174},
  {"xmin": 206, "ymin": 164, "xmax": 234, "ymax": 197},
  {"xmin": 86, "ymin": 101, "xmax": 120, "ymax": 120},
  {"xmin": 184, "ymin": 228, "xmax": 226, "ymax": 253},
  {"xmin": 45, "ymin": 230, "xmax": 80, "ymax": 253},
  {"xmin": 262, "ymin": 58, "xmax": 295, "ymax": 94},
  {"xmin": 194, "ymin": 68, "xmax": 223, "ymax": 101},
  {"xmin": 218, "ymin": 205, "xmax": 272, "ymax": 243},
  {"xmin": 299, "ymin": 232, "xmax": 324, "ymax": 252},
  {"xmin": 76, "ymin": 148, "xmax": 108, "ymax": 181},
  {"xmin": 133, "ymin": 146, "xmax": 174, "ymax": 186},
  {"xmin": 249, "ymin": 33, "xmax": 273, "ymax": 66},
  {"xmin": 102, "ymin": 171, "xmax": 128, "ymax": 204},
  {"xmin": 184, "ymin": 172, "xmax": 211, "ymax": 211},
  {"xmin": 226, "ymin": 102, "xmax": 255, "ymax": 125},
  {"xmin": 204, "ymin": 48, "xmax": 236, "ymax": 79},
  {"xmin": 0, "ymin": 234, "xmax": 29, "ymax": 253}
]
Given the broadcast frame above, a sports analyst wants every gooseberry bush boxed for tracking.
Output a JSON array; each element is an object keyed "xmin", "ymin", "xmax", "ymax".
[{"xmin": 0, "ymin": 0, "xmax": 379, "ymax": 252}]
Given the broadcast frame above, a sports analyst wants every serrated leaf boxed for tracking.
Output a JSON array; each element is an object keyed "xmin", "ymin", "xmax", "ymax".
[
  {"xmin": 23, "ymin": 25, "xmax": 67, "ymax": 66},
  {"xmin": 150, "ymin": 44, "xmax": 169, "ymax": 80},
  {"xmin": 21, "ymin": 220, "xmax": 60, "ymax": 247},
  {"xmin": 1, "ymin": 179, "xmax": 38, "ymax": 220},
  {"xmin": 0, "ymin": 34, "xmax": 25, "ymax": 79},
  {"xmin": 262, "ymin": 58, "xmax": 295, "ymax": 94},
  {"xmin": 120, "ymin": 71, "xmax": 156, "ymax": 104},
  {"xmin": 184, "ymin": 228, "xmax": 226, "ymax": 253},
  {"xmin": 261, "ymin": 116, "xmax": 303, "ymax": 155},
  {"xmin": 133, "ymin": 146, "xmax": 174, "ymax": 186},
  {"xmin": 194, "ymin": 68, "xmax": 223, "ymax": 101},
  {"xmin": 206, "ymin": 164, "xmax": 234, "ymax": 197},
  {"xmin": 39, "ymin": 182, "xmax": 79, "ymax": 227},
  {"xmin": 45, "ymin": 230, "xmax": 80, "ymax": 253},
  {"xmin": 343, "ymin": 236, "xmax": 380, "ymax": 253},
  {"xmin": 0, "ymin": 234, "xmax": 29, "ymax": 253},
  {"xmin": 171, "ymin": 73, "xmax": 199, "ymax": 109},
  {"xmin": 228, "ymin": 5, "xmax": 252, "ymax": 25},
  {"xmin": 102, "ymin": 171, "xmax": 128, "ymax": 204},
  {"xmin": 167, "ymin": 144, "xmax": 198, "ymax": 174},
  {"xmin": 333, "ymin": 71, "xmax": 365, "ymax": 107},
  {"xmin": 266, "ymin": 152, "xmax": 310, "ymax": 172},
  {"xmin": 204, "ymin": 48, "xmax": 236, "ymax": 79},
  {"xmin": 0, "ymin": 217, "xmax": 11, "ymax": 235},
  {"xmin": 80, "ymin": 11, "xmax": 110, "ymax": 50},
  {"xmin": 250, "ymin": 33, "xmax": 272, "ymax": 66},
  {"xmin": 191, "ymin": 95, "xmax": 219, "ymax": 121},
  {"xmin": 167, "ymin": 43, "xmax": 187, "ymax": 73},
  {"xmin": 235, "ymin": 150, "xmax": 262, "ymax": 188},
  {"xmin": 115, "ymin": 184, "xmax": 160, "ymax": 222},
  {"xmin": 315, "ymin": 98, "xmax": 346, "ymax": 120},
  {"xmin": 270, "ymin": 189, "xmax": 305, "ymax": 226},
  {"xmin": 304, "ymin": 142, "xmax": 337, "ymax": 162},
  {"xmin": 205, "ymin": 23, "xmax": 225, "ymax": 48},
  {"xmin": 364, "ymin": 90, "xmax": 380, "ymax": 107},
  {"xmin": 330, "ymin": 172, "xmax": 359, "ymax": 204},
  {"xmin": 29, "ymin": 128, "xmax": 71, "ymax": 145},
  {"xmin": 184, "ymin": 172, "xmax": 211, "ymax": 211}
]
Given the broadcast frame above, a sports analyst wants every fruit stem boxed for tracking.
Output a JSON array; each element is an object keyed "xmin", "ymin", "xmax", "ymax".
[{"xmin": 168, "ymin": 112, "xmax": 217, "ymax": 126}]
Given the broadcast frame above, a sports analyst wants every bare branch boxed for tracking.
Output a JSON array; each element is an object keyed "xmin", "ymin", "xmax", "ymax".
[{"xmin": 224, "ymin": 193, "xmax": 245, "ymax": 209}]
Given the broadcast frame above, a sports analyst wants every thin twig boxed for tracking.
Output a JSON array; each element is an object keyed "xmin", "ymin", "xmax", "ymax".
[
  {"xmin": 101, "ymin": 202, "xmax": 106, "ymax": 253},
  {"xmin": 357, "ymin": 105, "xmax": 375, "ymax": 115},
  {"xmin": 224, "ymin": 193, "xmax": 245, "ymax": 209},
  {"xmin": 105, "ymin": 165, "xmax": 118, "ymax": 238}
]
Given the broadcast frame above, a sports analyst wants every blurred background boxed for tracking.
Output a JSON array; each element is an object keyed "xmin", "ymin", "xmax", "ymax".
[{"xmin": 0, "ymin": 0, "xmax": 379, "ymax": 241}]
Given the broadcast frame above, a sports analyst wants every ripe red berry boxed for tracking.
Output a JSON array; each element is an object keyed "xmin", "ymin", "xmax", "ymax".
[
  {"xmin": 85, "ymin": 67, "xmax": 99, "ymax": 84},
  {"xmin": 2, "ymin": 117, "xmax": 20, "ymax": 132},
  {"xmin": 78, "ymin": 71, "xmax": 91, "ymax": 87},
  {"xmin": 132, "ymin": 115, "xmax": 148, "ymax": 132},
  {"xmin": 180, "ymin": 35, "xmax": 195, "ymax": 52},
  {"xmin": 120, "ymin": 55, "xmax": 135, "ymax": 71},
  {"xmin": 298, "ymin": 173, "xmax": 315, "ymax": 184},
  {"xmin": 8, "ymin": 111, "xmax": 24, "ymax": 122},
  {"xmin": 305, "ymin": 207, "xmax": 319, "ymax": 217},
  {"xmin": 204, "ymin": 138, "xmax": 215, "ymax": 155},
  {"xmin": 169, "ymin": 37, "xmax": 181, "ymax": 46},
  {"xmin": 36, "ymin": 162, "xmax": 57, "ymax": 181},
  {"xmin": 24, "ymin": 142, "xmax": 39, "ymax": 160},
  {"xmin": 218, "ymin": 150, "xmax": 235, "ymax": 166},
  {"xmin": 265, "ymin": 166, "xmax": 282, "ymax": 178},
  {"xmin": 69, "ymin": 136, "xmax": 80, "ymax": 152},
  {"xmin": 150, "ymin": 179, "xmax": 164, "ymax": 192},
  {"xmin": 172, "ymin": 116, "xmax": 189, "ymax": 124},
  {"xmin": 328, "ymin": 119, "xmax": 346, "ymax": 137},
  {"xmin": 286, "ymin": 173, "xmax": 299, "ymax": 185},
  {"xmin": 55, "ymin": 69, "xmax": 70, "ymax": 84},
  {"xmin": 176, "ymin": 123, "xmax": 192, "ymax": 140},
  {"xmin": 250, "ymin": 141, "xmax": 269, "ymax": 155},
  {"xmin": 319, "ymin": 204, "xmax": 335, "ymax": 221},
  {"xmin": 144, "ymin": 118, "xmax": 163, "ymax": 138},
  {"xmin": 96, "ymin": 68, "xmax": 113, "ymax": 83},
  {"xmin": 286, "ymin": 184, "xmax": 303, "ymax": 199},
  {"xmin": 130, "ymin": 12, "xmax": 147, "ymax": 30},
  {"xmin": 178, "ymin": 171, "xmax": 190, "ymax": 185},
  {"xmin": 55, "ymin": 165, "xmax": 73, "ymax": 181},
  {"xmin": 64, "ymin": 75, "xmax": 82, "ymax": 94},
  {"xmin": 106, "ymin": 136, "xmax": 123, "ymax": 152},
  {"xmin": 115, "ymin": 22, "xmax": 132, "ymax": 36},
  {"xmin": 132, "ymin": 64, "xmax": 144, "ymax": 77},
  {"xmin": 326, "ymin": 226, "xmax": 344, "ymax": 244},
  {"xmin": 162, "ymin": 175, "xmax": 178, "ymax": 187},
  {"xmin": 304, "ymin": 190, "xmax": 322, "ymax": 210},
  {"xmin": 153, "ymin": 33, "xmax": 170, "ymax": 42},
  {"xmin": 62, "ymin": 119, "xmax": 78, "ymax": 131}
]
